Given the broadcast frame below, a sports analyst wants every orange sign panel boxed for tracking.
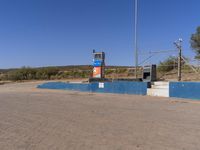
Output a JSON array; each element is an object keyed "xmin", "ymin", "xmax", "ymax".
[{"xmin": 93, "ymin": 67, "xmax": 101, "ymax": 78}]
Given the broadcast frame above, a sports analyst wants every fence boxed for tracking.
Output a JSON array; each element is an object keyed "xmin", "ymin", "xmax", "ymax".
[{"xmin": 138, "ymin": 48, "xmax": 200, "ymax": 81}]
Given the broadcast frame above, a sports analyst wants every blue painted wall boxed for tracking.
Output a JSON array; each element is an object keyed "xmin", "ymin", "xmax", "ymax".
[
  {"xmin": 169, "ymin": 82, "xmax": 200, "ymax": 100},
  {"xmin": 38, "ymin": 81, "xmax": 147, "ymax": 95},
  {"xmin": 37, "ymin": 82, "xmax": 91, "ymax": 92},
  {"xmin": 90, "ymin": 82, "xmax": 147, "ymax": 95}
]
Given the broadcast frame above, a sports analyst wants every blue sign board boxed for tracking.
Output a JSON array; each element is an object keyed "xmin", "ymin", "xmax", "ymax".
[{"xmin": 93, "ymin": 60, "xmax": 102, "ymax": 67}]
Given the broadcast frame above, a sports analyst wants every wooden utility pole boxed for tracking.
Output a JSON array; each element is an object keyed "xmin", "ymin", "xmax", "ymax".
[
  {"xmin": 178, "ymin": 46, "xmax": 182, "ymax": 81},
  {"xmin": 174, "ymin": 39, "xmax": 182, "ymax": 81}
]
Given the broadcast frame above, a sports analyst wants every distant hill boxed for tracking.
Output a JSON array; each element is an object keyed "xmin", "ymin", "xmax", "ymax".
[
  {"xmin": 0, "ymin": 65, "xmax": 199, "ymax": 81},
  {"xmin": 0, "ymin": 65, "xmax": 134, "ymax": 72},
  {"xmin": 0, "ymin": 65, "xmax": 136, "ymax": 81}
]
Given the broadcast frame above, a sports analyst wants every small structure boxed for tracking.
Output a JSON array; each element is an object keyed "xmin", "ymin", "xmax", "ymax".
[
  {"xmin": 142, "ymin": 65, "xmax": 157, "ymax": 82},
  {"xmin": 92, "ymin": 50, "xmax": 105, "ymax": 79}
]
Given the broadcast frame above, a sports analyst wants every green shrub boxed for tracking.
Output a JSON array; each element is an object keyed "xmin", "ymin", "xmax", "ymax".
[
  {"xmin": 157, "ymin": 56, "xmax": 178, "ymax": 73},
  {"xmin": 105, "ymin": 69, "xmax": 115, "ymax": 75}
]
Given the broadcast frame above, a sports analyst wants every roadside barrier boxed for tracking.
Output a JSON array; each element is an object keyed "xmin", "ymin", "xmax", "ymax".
[
  {"xmin": 38, "ymin": 81, "xmax": 147, "ymax": 95},
  {"xmin": 169, "ymin": 82, "xmax": 200, "ymax": 100}
]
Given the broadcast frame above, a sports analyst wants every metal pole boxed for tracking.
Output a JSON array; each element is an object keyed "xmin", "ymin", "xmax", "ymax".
[
  {"xmin": 134, "ymin": 0, "xmax": 138, "ymax": 79},
  {"xmin": 178, "ymin": 45, "xmax": 182, "ymax": 81}
]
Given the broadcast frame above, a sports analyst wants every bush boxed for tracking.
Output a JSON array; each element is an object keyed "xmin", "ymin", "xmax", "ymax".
[
  {"xmin": 115, "ymin": 68, "xmax": 127, "ymax": 74},
  {"xmin": 157, "ymin": 56, "xmax": 178, "ymax": 73},
  {"xmin": 6, "ymin": 67, "xmax": 36, "ymax": 81},
  {"xmin": 35, "ymin": 67, "xmax": 59, "ymax": 80},
  {"xmin": 0, "ymin": 66, "xmax": 91, "ymax": 81},
  {"xmin": 2, "ymin": 67, "xmax": 59, "ymax": 81}
]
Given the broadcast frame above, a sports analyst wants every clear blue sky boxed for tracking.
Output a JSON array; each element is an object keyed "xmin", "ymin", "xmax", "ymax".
[{"xmin": 0, "ymin": 0, "xmax": 200, "ymax": 69}]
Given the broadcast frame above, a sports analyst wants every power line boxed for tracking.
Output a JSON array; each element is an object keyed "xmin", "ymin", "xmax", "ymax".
[{"xmin": 138, "ymin": 50, "xmax": 177, "ymax": 55}]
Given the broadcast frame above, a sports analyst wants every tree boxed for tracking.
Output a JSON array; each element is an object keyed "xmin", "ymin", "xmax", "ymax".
[
  {"xmin": 157, "ymin": 56, "xmax": 187, "ymax": 73},
  {"xmin": 191, "ymin": 26, "xmax": 200, "ymax": 59},
  {"xmin": 157, "ymin": 56, "xmax": 178, "ymax": 73}
]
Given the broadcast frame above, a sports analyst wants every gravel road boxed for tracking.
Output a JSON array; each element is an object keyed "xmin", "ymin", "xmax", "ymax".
[{"xmin": 0, "ymin": 82, "xmax": 200, "ymax": 150}]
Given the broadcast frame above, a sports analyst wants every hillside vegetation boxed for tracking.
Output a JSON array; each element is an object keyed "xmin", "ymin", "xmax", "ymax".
[
  {"xmin": 0, "ymin": 65, "xmax": 131, "ymax": 81},
  {"xmin": 0, "ymin": 62, "xmax": 199, "ymax": 82}
]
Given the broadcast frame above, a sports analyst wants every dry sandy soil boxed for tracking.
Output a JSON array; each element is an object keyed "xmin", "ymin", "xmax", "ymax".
[{"xmin": 0, "ymin": 82, "xmax": 200, "ymax": 150}]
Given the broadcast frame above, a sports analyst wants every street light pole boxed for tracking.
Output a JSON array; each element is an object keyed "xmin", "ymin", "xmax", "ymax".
[{"xmin": 134, "ymin": 0, "xmax": 138, "ymax": 79}]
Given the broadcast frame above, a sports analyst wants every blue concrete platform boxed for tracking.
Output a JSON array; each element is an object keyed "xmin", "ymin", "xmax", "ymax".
[
  {"xmin": 37, "ymin": 81, "xmax": 147, "ymax": 95},
  {"xmin": 169, "ymin": 82, "xmax": 200, "ymax": 100}
]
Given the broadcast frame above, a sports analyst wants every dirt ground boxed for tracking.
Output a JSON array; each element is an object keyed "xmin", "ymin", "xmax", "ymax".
[{"xmin": 0, "ymin": 82, "xmax": 200, "ymax": 150}]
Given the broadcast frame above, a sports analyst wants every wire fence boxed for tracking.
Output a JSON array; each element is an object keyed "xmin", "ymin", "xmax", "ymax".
[{"xmin": 137, "ymin": 48, "xmax": 200, "ymax": 81}]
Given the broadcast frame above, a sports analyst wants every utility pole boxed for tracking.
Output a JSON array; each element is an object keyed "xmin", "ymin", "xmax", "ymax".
[
  {"xmin": 134, "ymin": 0, "xmax": 138, "ymax": 79},
  {"xmin": 174, "ymin": 39, "xmax": 182, "ymax": 81},
  {"xmin": 178, "ymin": 46, "xmax": 182, "ymax": 81}
]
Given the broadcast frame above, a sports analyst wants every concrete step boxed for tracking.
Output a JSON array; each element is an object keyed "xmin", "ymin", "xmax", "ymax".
[
  {"xmin": 147, "ymin": 88, "xmax": 169, "ymax": 97},
  {"xmin": 152, "ymin": 82, "xmax": 169, "ymax": 86},
  {"xmin": 151, "ymin": 85, "xmax": 169, "ymax": 89},
  {"xmin": 69, "ymin": 81, "xmax": 83, "ymax": 84}
]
